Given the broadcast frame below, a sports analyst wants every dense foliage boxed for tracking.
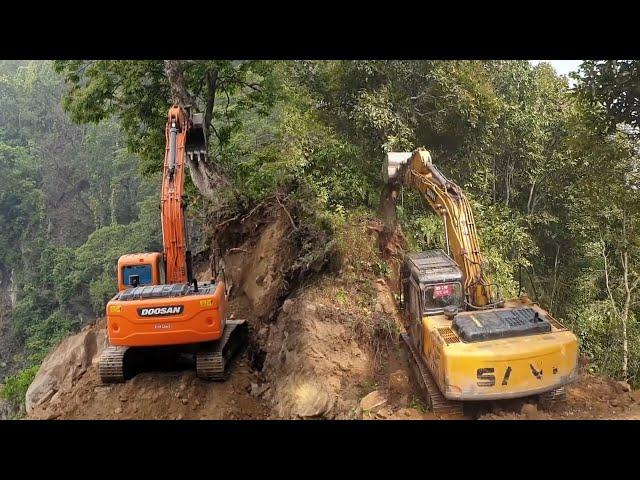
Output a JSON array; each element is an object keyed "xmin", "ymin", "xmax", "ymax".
[
  {"xmin": 3, "ymin": 59, "xmax": 640, "ymax": 412},
  {"xmin": 0, "ymin": 61, "xmax": 160, "ymax": 409}
]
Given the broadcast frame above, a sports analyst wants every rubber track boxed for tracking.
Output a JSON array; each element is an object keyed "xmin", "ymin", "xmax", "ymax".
[
  {"xmin": 196, "ymin": 320, "xmax": 248, "ymax": 381},
  {"xmin": 400, "ymin": 332, "xmax": 464, "ymax": 417},
  {"xmin": 98, "ymin": 345, "xmax": 129, "ymax": 383}
]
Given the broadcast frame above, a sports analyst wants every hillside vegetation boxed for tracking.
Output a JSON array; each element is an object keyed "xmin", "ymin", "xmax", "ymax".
[{"xmin": 2, "ymin": 59, "xmax": 640, "ymax": 416}]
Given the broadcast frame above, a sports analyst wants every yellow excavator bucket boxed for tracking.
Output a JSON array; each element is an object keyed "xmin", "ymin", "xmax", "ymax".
[{"xmin": 383, "ymin": 151, "xmax": 412, "ymax": 184}]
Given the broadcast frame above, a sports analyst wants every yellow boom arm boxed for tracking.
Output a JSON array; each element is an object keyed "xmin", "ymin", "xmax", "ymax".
[{"xmin": 387, "ymin": 147, "xmax": 497, "ymax": 309}]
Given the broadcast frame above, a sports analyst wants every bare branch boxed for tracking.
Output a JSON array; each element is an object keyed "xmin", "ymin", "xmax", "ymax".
[
  {"xmin": 600, "ymin": 234, "xmax": 620, "ymax": 318},
  {"xmin": 276, "ymin": 193, "xmax": 298, "ymax": 231},
  {"xmin": 238, "ymin": 81, "xmax": 263, "ymax": 93}
]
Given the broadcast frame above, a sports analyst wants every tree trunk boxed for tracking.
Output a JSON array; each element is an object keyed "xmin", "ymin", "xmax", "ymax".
[
  {"xmin": 602, "ymin": 233, "xmax": 630, "ymax": 381},
  {"xmin": 164, "ymin": 60, "xmax": 197, "ymax": 108},
  {"xmin": 620, "ymin": 210, "xmax": 630, "ymax": 380},
  {"xmin": 622, "ymin": 250, "xmax": 630, "ymax": 380},
  {"xmin": 203, "ymin": 69, "xmax": 218, "ymax": 144},
  {"xmin": 163, "ymin": 60, "xmax": 230, "ymax": 201},
  {"xmin": 527, "ymin": 179, "xmax": 536, "ymax": 215},
  {"xmin": 505, "ymin": 162, "xmax": 513, "ymax": 207},
  {"xmin": 492, "ymin": 158, "xmax": 496, "ymax": 203},
  {"xmin": 379, "ymin": 184, "xmax": 399, "ymax": 228},
  {"xmin": 549, "ymin": 242, "xmax": 560, "ymax": 315}
]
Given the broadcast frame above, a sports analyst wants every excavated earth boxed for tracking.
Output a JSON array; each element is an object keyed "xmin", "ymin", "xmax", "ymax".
[{"xmin": 23, "ymin": 210, "xmax": 640, "ymax": 421}]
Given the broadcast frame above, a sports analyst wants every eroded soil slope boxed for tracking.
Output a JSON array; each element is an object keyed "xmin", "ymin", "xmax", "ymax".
[
  {"xmin": 26, "ymin": 210, "xmax": 426, "ymax": 420},
  {"xmin": 23, "ymin": 209, "xmax": 640, "ymax": 421}
]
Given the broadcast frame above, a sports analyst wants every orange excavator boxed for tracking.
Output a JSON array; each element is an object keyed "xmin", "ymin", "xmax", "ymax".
[{"xmin": 98, "ymin": 104, "xmax": 247, "ymax": 383}]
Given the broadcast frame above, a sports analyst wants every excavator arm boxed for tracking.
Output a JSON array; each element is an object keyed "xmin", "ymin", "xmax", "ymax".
[
  {"xmin": 385, "ymin": 147, "xmax": 497, "ymax": 309},
  {"xmin": 161, "ymin": 105, "xmax": 207, "ymax": 285}
]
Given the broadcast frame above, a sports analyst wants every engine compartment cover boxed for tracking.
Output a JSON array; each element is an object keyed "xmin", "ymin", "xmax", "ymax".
[
  {"xmin": 116, "ymin": 283, "xmax": 215, "ymax": 301},
  {"xmin": 452, "ymin": 307, "xmax": 551, "ymax": 343}
]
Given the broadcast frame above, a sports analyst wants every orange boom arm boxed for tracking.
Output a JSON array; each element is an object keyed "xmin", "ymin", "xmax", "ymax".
[{"xmin": 161, "ymin": 105, "xmax": 205, "ymax": 284}]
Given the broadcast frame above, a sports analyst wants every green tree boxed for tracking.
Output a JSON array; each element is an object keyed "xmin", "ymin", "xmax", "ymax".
[
  {"xmin": 53, "ymin": 60, "xmax": 279, "ymax": 199},
  {"xmin": 574, "ymin": 60, "xmax": 640, "ymax": 134}
]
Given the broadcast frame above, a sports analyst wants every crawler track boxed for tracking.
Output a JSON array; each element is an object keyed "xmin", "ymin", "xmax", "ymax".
[
  {"xmin": 400, "ymin": 332, "xmax": 464, "ymax": 417},
  {"xmin": 196, "ymin": 320, "xmax": 248, "ymax": 381},
  {"xmin": 98, "ymin": 345, "xmax": 129, "ymax": 383},
  {"xmin": 98, "ymin": 320, "xmax": 248, "ymax": 383},
  {"xmin": 538, "ymin": 386, "xmax": 567, "ymax": 410}
]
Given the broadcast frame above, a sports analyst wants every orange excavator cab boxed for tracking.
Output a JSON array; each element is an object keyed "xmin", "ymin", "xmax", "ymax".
[{"xmin": 98, "ymin": 105, "xmax": 247, "ymax": 383}]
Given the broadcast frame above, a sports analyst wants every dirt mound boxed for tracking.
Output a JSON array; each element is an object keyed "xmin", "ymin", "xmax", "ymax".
[
  {"xmin": 217, "ymin": 212, "xmax": 294, "ymax": 323},
  {"xmin": 478, "ymin": 372, "xmax": 640, "ymax": 420},
  {"xmin": 258, "ymin": 247, "xmax": 426, "ymax": 419},
  {"xmin": 28, "ymin": 326, "xmax": 266, "ymax": 420},
  {"xmin": 261, "ymin": 292, "xmax": 370, "ymax": 418}
]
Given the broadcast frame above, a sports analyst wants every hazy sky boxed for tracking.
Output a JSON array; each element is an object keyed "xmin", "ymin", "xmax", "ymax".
[
  {"xmin": 529, "ymin": 60, "xmax": 582, "ymax": 87},
  {"xmin": 529, "ymin": 60, "xmax": 582, "ymax": 77}
]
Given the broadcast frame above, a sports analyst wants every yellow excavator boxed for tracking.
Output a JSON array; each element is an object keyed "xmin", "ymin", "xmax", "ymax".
[{"xmin": 384, "ymin": 148, "xmax": 579, "ymax": 415}]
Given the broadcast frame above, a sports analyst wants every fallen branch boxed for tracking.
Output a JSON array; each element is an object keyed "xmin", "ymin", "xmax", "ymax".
[
  {"xmin": 241, "ymin": 200, "xmax": 271, "ymax": 224},
  {"xmin": 214, "ymin": 214, "xmax": 241, "ymax": 230}
]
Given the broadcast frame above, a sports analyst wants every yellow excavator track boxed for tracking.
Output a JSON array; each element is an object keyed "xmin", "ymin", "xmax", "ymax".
[{"xmin": 400, "ymin": 332, "xmax": 464, "ymax": 418}]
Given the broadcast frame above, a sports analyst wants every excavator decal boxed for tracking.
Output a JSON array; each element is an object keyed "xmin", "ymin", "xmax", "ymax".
[
  {"xmin": 476, "ymin": 368, "xmax": 496, "ymax": 387},
  {"xmin": 530, "ymin": 363, "xmax": 543, "ymax": 380},
  {"xmin": 502, "ymin": 366, "xmax": 512, "ymax": 385},
  {"xmin": 476, "ymin": 366, "xmax": 513, "ymax": 387},
  {"xmin": 137, "ymin": 306, "xmax": 184, "ymax": 317}
]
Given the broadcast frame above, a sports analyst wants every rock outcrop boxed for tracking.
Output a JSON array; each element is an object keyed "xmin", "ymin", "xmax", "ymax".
[{"xmin": 25, "ymin": 320, "xmax": 107, "ymax": 413}]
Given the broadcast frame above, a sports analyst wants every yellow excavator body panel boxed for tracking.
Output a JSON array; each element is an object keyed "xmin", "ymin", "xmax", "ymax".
[{"xmin": 421, "ymin": 301, "xmax": 579, "ymax": 401}]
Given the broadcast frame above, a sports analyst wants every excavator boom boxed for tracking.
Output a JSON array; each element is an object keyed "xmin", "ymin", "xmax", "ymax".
[
  {"xmin": 161, "ymin": 105, "xmax": 207, "ymax": 285},
  {"xmin": 385, "ymin": 148, "xmax": 495, "ymax": 309}
]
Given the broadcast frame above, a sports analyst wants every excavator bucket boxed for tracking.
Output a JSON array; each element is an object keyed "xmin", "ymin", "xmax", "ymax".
[
  {"xmin": 383, "ymin": 151, "xmax": 412, "ymax": 184},
  {"xmin": 185, "ymin": 112, "xmax": 207, "ymax": 160}
]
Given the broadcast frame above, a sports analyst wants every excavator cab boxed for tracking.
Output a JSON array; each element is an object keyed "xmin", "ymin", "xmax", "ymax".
[
  {"xmin": 117, "ymin": 252, "xmax": 164, "ymax": 291},
  {"xmin": 401, "ymin": 250, "xmax": 464, "ymax": 317}
]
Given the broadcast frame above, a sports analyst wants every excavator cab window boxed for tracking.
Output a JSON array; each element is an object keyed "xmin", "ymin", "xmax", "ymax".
[
  {"xmin": 422, "ymin": 282, "xmax": 463, "ymax": 313},
  {"xmin": 122, "ymin": 264, "xmax": 153, "ymax": 288}
]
